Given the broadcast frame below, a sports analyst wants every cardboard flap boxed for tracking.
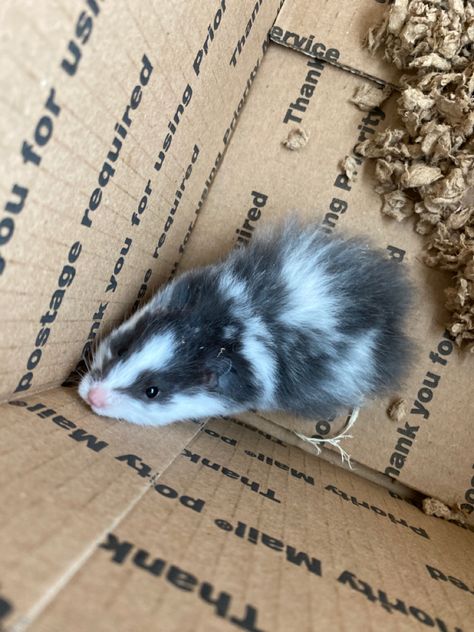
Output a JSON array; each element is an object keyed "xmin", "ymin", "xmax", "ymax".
[
  {"xmin": 0, "ymin": 0, "xmax": 283, "ymax": 402},
  {"xmin": 9, "ymin": 418, "xmax": 473, "ymax": 631},
  {"xmin": 271, "ymin": 0, "xmax": 400, "ymax": 85},
  {"xmin": 0, "ymin": 386, "xmax": 201, "ymax": 626}
]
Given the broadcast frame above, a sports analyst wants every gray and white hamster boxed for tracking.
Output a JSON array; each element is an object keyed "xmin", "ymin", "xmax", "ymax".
[{"xmin": 79, "ymin": 220, "xmax": 412, "ymax": 426}]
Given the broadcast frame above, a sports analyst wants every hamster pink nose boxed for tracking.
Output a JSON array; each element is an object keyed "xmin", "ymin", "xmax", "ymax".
[{"xmin": 87, "ymin": 386, "xmax": 109, "ymax": 408}]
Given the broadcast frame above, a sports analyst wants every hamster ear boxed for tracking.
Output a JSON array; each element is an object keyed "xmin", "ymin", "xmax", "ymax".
[
  {"xmin": 202, "ymin": 356, "xmax": 233, "ymax": 389},
  {"xmin": 201, "ymin": 370, "xmax": 218, "ymax": 389}
]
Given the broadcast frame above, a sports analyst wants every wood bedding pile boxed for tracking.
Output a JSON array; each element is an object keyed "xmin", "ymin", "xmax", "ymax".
[{"xmin": 358, "ymin": 0, "xmax": 474, "ymax": 349}]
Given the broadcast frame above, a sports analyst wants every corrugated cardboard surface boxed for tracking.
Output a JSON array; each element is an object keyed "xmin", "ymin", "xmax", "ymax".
[
  {"xmin": 271, "ymin": 0, "xmax": 400, "ymax": 84},
  {"xmin": 1, "ymin": 396, "xmax": 472, "ymax": 631},
  {"xmin": 1, "ymin": 1, "xmax": 474, "ymax": 630},
  {"xmin": 177, "ymin": 42, "xmax": 474, "ymax": 517},
  {"xmin": 0, "ymin": 387, "xmax": 202, "ymax": 628},
  {"xmin": 0, "ymin": 0, "xmax": 283, "ymax": 400}
]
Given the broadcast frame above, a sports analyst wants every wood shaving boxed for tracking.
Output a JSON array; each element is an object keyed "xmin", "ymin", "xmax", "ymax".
[
  {"xmin": 294, "ymin": 407, "xmax": 360, "ymax": 468},
  {"xmin": 340, "ymin": 155, "xmax": 359, "ymax": 181},
  {"xmin": 387, "ymin": 398, "xmax": 408, "ymax": 423},
  {"xmin": 350, "ymin": 83, "xmax": 393, "ymax": 111},
  {"xmin": 366, "ymin": 0, "xmax": 474, "ymax": 72},
  {"xmin": 381, "ymin": 190, "xmax": 415, "ymax": 222},
  {"xmin": 282, "ymin": 126, "xmax": 309, "ymax": 150},
  {"xmin": 360, "ymin": 0, "xmax": 474, "ymax": 349},
  {"xmin": 422, "ymin": 497, "xmax": 467, "ymax": 524}
]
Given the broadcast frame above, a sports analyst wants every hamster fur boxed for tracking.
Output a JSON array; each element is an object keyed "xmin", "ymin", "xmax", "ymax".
[{"xmin": 79, "ymin": 221, "xmax": 412, "ymax": 426}]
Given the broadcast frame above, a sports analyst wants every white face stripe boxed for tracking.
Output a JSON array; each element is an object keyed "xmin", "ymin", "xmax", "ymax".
[
  {"xmin": 106, "ymin": 278, "xmax": 181, "ymax": 349},
  {"xmin": 90, "ymin": 297, "xmax": 157, "ymax": 372},
  {"xmin": 144, "ymin": 391, "xmax": 235, "ymax": 426},
  {"xmin": 114, "ymin": 305, "xmax": 149, "ymax": 335},
  {"xmin": 104, "ymin": 330, "xmax": 176, "ymax": 390},
  {"xmin": 80, "ymin": 390, "xmax": 239, "ymax": 427},
  {"xmin": 91, "ymin": 338, "xmax": 112, "ymax": 369}
]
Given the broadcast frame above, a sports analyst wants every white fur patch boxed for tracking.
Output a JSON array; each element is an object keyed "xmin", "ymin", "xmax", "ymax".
[
  {"xmin": 140, "ymin": 391, "xmax": 236, "ymax": 426},
  {"xmin": 91, "ymin": 338, "xmax": 112, "ymax": 369},
  {"xmin": 79, "ymin": 330, "xmax": 177, "ymax": 416},
  {"xmin": 104, "ymin": 330, "xmax": 176, "ymax": 390},
  {"xmin": 279, "ymin": 241, "xmax": 341, "ymax": 337},
  {"xmin": 219, "ymin": 272, "xmax": 277, "ymax": 406},
  {"xmin": 151, "ymin": 278, "xmax": 177, "ymax": 310},
  {"xmin": 114, "ymin": 298, "xmax": 154, "ymax": 335},
  {"xmin": 78, "ymin": 372, "xmax": 93, "ymax": 402},
  {"xmin": 219, "ymin": 272, "xmax": 248, "ymax": 311},
  {"xmin": 223, "ymin": 324, "xmax": 238, "ymax": 339},
  {"xmin": 90, "ymin": 288, "xmax": 163, "ymax": 377},
  {"xmin": 329, "ymin": 330, "xmax": 378, "ymax": 403},
  {"xmin": 85, "ymin": 390, "xmax": 238, "ymax": 427},
  {"xmin": 240, "ymin": 315, "xmax": 277, "ymax": 407}
]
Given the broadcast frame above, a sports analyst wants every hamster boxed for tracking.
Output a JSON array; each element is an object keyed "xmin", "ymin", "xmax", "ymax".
[{"xmin": 78, "ymin": 220, "xmax": 412, "ymax": 426}]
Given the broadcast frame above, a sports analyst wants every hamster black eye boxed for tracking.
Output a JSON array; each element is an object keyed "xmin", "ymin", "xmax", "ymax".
[
  {"xmin": 117, "ymin": 347, "xmax": 127, "ymax": 358},
  {"xmin": 145, "ymin": 386, "xmax": 160, "ymax": 399}
]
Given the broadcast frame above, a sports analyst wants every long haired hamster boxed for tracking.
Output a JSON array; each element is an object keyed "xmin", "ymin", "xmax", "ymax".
[{"xmin": 79, "ymin": 221, "xmax": 412, "ymax": 426}]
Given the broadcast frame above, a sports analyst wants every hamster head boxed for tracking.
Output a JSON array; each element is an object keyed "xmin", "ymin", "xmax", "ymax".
[{"xmin": 78, "ymin": 278, "xmax": 251, "ymax": 426}]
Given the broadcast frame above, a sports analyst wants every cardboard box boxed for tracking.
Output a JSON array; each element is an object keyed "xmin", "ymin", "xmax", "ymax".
[
  {"xmin": 0, "ymin": 1, "xmax": 473, "ymax": 630},
  {"xmin": 2, "ymin": 396, "xmax": 473, "ymax": 631}
]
